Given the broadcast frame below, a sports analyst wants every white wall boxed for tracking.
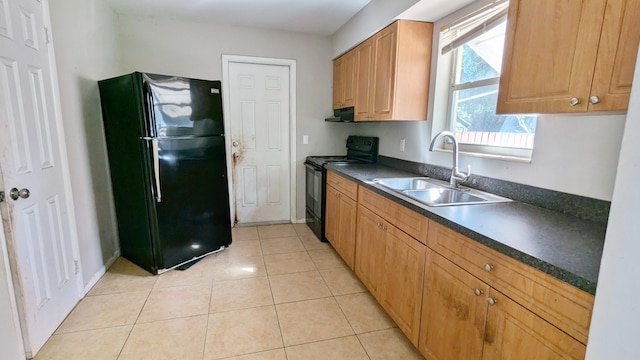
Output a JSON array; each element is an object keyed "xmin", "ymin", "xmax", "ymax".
[
  {"xmin": 353, "ymin": 114, "xmax": 624, "ymax": 200},
  {"xmin": 585, "ymin": 49, "xmax": 640, "ymax": 359},
  {"xmin": 335, "ymin": 0, "xmax": 625, "ymax": 200},
  {"xmin": 46, "ymin": 1, "xmax": 356, "ymax": 293},
  {"xmin": 331, "ymin": 0, "xmax": 420, "ymax": 57},
  {"xmin": 114, "ymin": 14, "xmax": 354, "ymax": 220},
  {"xmin": 49, "ymin": 0, "xmax": 122, "ymax": 289}
]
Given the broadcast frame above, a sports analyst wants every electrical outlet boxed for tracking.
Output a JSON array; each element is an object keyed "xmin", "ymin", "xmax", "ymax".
[{"xmin": 400, "ymin": 139, "xmax": 406, "ymax": 152}]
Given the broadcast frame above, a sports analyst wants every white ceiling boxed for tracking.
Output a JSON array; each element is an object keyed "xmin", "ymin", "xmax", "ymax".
[
  {"xmin": 397, "ymin": 0, "xmax": 477, "ymax": 22},
  {"xmin": 104, "ymin": 0, "xmax": 481, "ymax": 37},
  {"xmin": 103, "ymin": 0, "xmax": 372, "ymax": 36}
]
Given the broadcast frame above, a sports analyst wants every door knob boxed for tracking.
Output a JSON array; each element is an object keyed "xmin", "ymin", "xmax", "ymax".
[{"xmin": 10, "ymin": 188, "xmax": 30, "ymax": 200}]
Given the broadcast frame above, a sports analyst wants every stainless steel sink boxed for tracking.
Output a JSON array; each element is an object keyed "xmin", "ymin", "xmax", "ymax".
[
  {"xmin": 372, "ymin": 177, "xmax": 440, "ymax": 191},
  {"xmin": 371, "ymin": 177, "xmax": 511, "ymax": 206}
]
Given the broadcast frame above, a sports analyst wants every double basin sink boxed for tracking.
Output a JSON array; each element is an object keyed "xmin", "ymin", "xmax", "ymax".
[{"xmin": 371, "ymin": 177, "xmax": 511, "ymax": 207}]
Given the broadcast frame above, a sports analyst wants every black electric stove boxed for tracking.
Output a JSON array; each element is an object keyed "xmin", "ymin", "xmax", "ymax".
[{"xmin": 304, "ymin": 136, "xmax": 379, "ymax": 241}]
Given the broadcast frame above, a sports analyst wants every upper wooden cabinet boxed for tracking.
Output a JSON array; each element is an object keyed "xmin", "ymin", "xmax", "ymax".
[
  {"xmin": 332, "ymin": 20, "xmax": 433, "ymax": 121},
  {"xmin": 354, "ymin": 39, "xmax": 374, "ymax": 119},
  {"xmin": 332, "ymin": 51, "xmax": 356, "ymax": 109},
  {"xmin": 497, "ymin": 0, "xmax": 640, "ymax": 114}
]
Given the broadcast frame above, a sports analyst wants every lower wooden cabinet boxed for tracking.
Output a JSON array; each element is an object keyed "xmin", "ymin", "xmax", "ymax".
[
  {"xmin": 419, "ymin": 248, "xmax": 488, "ymax": 360},
  {"xmin": 420, "ymin": 249, "xmax": 586, "ymax": 360},
  {"xmin": 380, "ymin": 223, "xmax": 426, "ymax": 346},
  {"xmin": 426, "ymin": 221, "xmax": 594, "ymax": 344},
  {"xmin": 483, "ymin": 288, "xmax": 586, "ymax": 360},
  {"xmin": 325, "ymin": 173, "xmax": 358, "ymax": 269},
  {"xmin": 355, "ymin": 205, "xmax": 387, "ymax": 296},
  {"xmin": 356, "ymin": 202, "xmax": 426, "ymax": 346},
  {"xmin": 326, "ymin": 172, "xmax": 594, "ymax": 360}
]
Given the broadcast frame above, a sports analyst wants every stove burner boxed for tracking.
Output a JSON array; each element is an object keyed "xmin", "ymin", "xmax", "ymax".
[{"xmin": 305, "ymin": 156, "xmax": 359, "ymax": 168}]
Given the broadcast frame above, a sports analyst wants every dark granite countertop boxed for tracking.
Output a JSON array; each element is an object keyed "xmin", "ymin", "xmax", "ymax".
[{"xmin": 326, "ymin": 163, "xmax": 606, "ymax": 295}]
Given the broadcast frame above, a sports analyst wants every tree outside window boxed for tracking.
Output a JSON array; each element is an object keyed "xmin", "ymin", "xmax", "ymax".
[{"xmin": 449, "ymin": 22, "xmax": 536, "ymax": 150}]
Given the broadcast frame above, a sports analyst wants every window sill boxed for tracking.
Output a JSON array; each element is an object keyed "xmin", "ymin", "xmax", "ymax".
[{"xmin": 433, "ymin": 147, "xmax": 532, "ymax": 164}]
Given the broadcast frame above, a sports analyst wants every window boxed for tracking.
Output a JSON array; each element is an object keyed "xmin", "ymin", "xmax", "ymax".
[{"xmin": 438, "ymin": 1, "xmax": 537, "ymax": 160}]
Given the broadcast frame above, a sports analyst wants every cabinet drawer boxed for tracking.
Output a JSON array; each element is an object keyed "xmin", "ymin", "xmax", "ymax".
[
  {"xmin": 427, "ymin": 220, "xmax": 594, "ymax": 344},
  {"xmin": 326, "ymin": 171, "xmax": 358, "ymax": 200},
  {"xmin": 359, "ymin": 186, "xmax": 428, "ymax": 244}
]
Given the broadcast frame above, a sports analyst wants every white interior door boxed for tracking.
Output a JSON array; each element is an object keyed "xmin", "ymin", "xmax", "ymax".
[
  {"xmin": 228, "ymin": 62, "xmax": 291, "ymax": 224},
  {"xmin": 0, "ymin": 195, "xmax": 25, "ymax": 360},
  {"xmin": 0, "ymin": 0, "xmax": 81, "ymax": 356}
]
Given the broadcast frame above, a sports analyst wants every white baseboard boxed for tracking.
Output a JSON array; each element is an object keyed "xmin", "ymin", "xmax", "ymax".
[{"xmin": 82, "ymin": 250, "xmax": 120, "ymax": 295}]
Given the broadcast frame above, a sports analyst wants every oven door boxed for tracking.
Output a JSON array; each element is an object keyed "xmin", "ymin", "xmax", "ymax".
[{"xmin": 305, "ymin": 162, "xmax": 323, "ymax": 239}]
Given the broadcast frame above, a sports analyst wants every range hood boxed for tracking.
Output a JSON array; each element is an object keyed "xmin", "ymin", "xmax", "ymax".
[{"xmin": 325, "ymin": 107, "xmax": 354, "ymax": 122}]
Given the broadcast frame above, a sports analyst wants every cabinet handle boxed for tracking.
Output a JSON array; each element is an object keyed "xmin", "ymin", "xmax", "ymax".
[
  {"xmin": 474, "ymin": 288, "xmax": 484, "ymax": 296},
  {"xmin": 487, "ymin": 297, "xmax": 497, "ymax": 306},
  {"xmin": 569, "ymin": 97, "xmax": 581, "ymax": 106},
  {"xmin": 589, "ymin": 96, "xmax": 600, "ymax": 104},
  {"xmin": 484, "ymin": 263, "xmax": 493, "ymax": 272}
]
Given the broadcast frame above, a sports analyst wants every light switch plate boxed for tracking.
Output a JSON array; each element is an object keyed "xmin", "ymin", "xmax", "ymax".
[{"xmin": 303, "ymin": 135, "xmax": 309, "ymax": 145}]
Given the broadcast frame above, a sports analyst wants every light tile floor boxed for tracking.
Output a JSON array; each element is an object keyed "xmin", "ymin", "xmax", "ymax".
[{"xmin": 34, "ymin": 224, "xmax": 425, "ymax": 360}]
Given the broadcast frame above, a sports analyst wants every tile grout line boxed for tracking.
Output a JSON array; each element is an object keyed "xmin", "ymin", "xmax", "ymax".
[
  {"xmin": 201, "ymin": 271, "xmax": 216, "ymax": 360},
  {"xmin": 114, "ymin": 280, "xmax": 155, "ymax": 359}
]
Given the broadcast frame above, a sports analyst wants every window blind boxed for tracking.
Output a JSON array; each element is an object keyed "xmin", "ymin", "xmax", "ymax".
[{"xmin": 440, "ymin": 0, "xmax": 509, "ymax": 55}]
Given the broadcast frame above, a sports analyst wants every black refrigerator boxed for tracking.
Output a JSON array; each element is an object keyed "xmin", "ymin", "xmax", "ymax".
[{"xmin": 98, "ymin": 72, "xmax": 232, "ymax": 274}]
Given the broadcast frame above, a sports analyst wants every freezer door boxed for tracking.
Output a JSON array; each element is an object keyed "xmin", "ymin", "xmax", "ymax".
[
  {"xmin": 154, "ymin": 135, "xmax": 232, "ymax": 270},
  {"xmin": 99, "ymin": 75, "xmax": 161, "ymax": 274},
  {"xmin": 143, "ymin": 74, "xmax": 224, "ymax": 137}
]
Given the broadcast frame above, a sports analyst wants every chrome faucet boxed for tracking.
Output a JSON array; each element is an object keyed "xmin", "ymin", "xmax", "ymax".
[{"xmin": 428, "ymin": 131, "xmax": 471, "ymax": 188}]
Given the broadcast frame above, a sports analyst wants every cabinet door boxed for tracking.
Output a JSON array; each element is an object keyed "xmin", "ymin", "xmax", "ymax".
[
  {"xmin": 419, "ymin": 249, "xmax": 488, "ymax": 360},
  {"xmin": 325, "ymin": 185, "xmax": 340, "ymax": 248},
  {"xmin": 355, "ymin": 205, "xmax": 386, "ymax": 297},
  {"xmin": 589, "ymin": 0, "xmax": 640, "ymax": 111},
  {"xmin": 332, "ymin": 52, "xmax": 356, "ymax": 109},
  {"xmin": 332, "ymin": 57, "xmax": 344, "ymax": 109},
  {"xmin": 483, "ymin": 289, "xmax": 586, "ymax": 360},
  {"xmin": 354, "ymin": 39, "xmax": 374, "ymax": 121},
  {"xmin": 371, "ymin": 22, "xmax": 398, "ymax": 120},
  {"xmin": 497, "ymin": 0, "xmax": 607, "ymax": 114},
  {"xmin": 342, "ymin": 51, "xmax": 356, "ymax": 108},
  {"xmin": 380, "ymin": 223, "xmax": 426, "ymax": 346},
  {"xmin": 336, "ymin": 194, "xmax": 357, "ymax": 269}
]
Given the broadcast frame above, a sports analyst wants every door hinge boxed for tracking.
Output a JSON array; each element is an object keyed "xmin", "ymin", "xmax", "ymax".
[
  {"xmin": 74, "ymin": 260, "xmax": 79, "ymax": 275},
  {"xmin": 44, "ymin": 27, "xmax": 50, "ymax": 44},
  {"xmin": 0, "ymin": 191, "xmax": 4, "ymax": 202}
]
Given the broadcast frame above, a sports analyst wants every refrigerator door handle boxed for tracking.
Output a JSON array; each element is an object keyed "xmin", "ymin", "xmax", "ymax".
[{"xmin": 152, "ymin": 139, "xmax": 162, "ymax": 202}]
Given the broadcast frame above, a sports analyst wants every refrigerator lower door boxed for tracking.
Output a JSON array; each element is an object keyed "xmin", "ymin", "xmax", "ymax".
[{"xmin": 154, "ymin": 135, "xmax": 232, "ymax": 271}]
